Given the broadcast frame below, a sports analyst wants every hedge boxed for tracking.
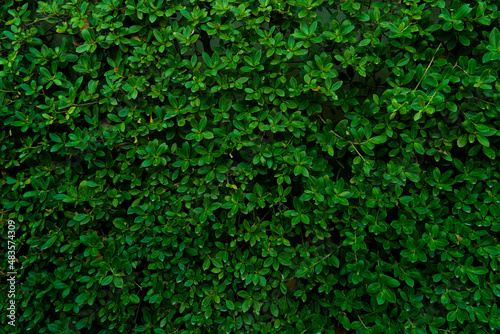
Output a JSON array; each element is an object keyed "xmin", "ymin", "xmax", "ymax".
[{"xmin": 1, "ymin": 0, "xmax": 500, "ymax": 333}]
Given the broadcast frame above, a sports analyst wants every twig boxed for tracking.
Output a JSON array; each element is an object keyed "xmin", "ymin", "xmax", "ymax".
[
  {"xmin": 412, "ymin": 42, "xmax": 442, "ymax": 93},
  {"xmin": 330, "ymin": 130, "xmax": 366, "ymax": 162},
  {"xmin": 358, "ymin": 315, "xmax": 369, "ymax": 330}
]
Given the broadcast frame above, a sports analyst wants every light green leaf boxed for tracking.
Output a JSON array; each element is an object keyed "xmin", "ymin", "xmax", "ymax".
[
  {"xmin": 242, "ymin": 298, "xmax": 253, "ymax": 312},
  {"xmin": 41, "ymin": 235, "xmax": 58, "ymax": 250}
]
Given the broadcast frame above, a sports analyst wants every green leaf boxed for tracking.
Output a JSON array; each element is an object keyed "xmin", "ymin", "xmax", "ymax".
[
  {"xmin": 358, "ymin": 13, "xmax": 370, "ymax": 22},
  {"xmin": 447, "ymin": 310, "xmax": 457, "ymax": 322},
  {"xmin": 454, "ymin": 4, "xmax": 471, "ymax": 20},
  {"xmin": 141, "ymin": 159, "xmax": 153, "ymax": 168},
  {"xmin": 471, "ymin": 267, "xmax": 488, "ymax": 275},
  {"xmin": 75, "ymin": 292, "xmax": 90, "ymax": 305},
  {"xmin": 202, "ymin": 52, "xmax": 212, "ymax": 67},
  {"xmin": 386, "ymin": 276, "xmax": 401, "ymax": 288},
  {"xmin": 370, "ymin": 135, "xmax": 387, "ymax": 144},
  {"xmin": 405, "ymin": 172, "xmax": 420, "ymax": 182},
  {"xmin": 128, "ymin": 25, "xmax": 142, "ymax": 34},
  {"xmin": 204, "ymin": 307, "xmax": 213, "ymax": 319},
  {"xmin": 414, "ymin": 142, "xmax": 424, "ymax": 155},
  {"xmin": 360, "ymin": 144, "xmax": 374, "ymax": 156},
  {"xmin": 459, "ymin": 35, "xmax": 470, "ymax": 46},
  {"xmin": 271, "ymin": 303, "xmax": 279, "ymax": 317},
  {"xmin": 332, "ymin": 81, "xmax": 343, "ymax": 91},
  {"xmin": 101, "ymin": 276, "xmax": 113, "ymax": 286},
  {"xmin": 3, "ymin": 30, "xmax": 16, "ymax": 40},
  {"xmin": 399, "ymin": 196, "xmax": 414, "ymax": 205},
  {"xmin": 295, "ymin": 269, "xmax": 306, "ymax": 278},
  {"xmin": 476, "ymin": 134, "xmax": 490, "ymax": 147},
  {"xmin": 76, "ymin": 44, "xmax": 90, "ymax": 53},
  {"xmin": 484, "ymin": 246, "xmax": 500, "ymax": 255},
  {"xmin": 202, "ymin": 258, "xmax": 210, "ymax": 270},
  {"xmin": 206, "ymin": 170, "xmax": 215, "ymax": 183},
  {"xmin": 433, "ymin": 167, "xmax": 441, "ymax": 181},
  {"xmin": 466, "ymin": 272, "xmax": 479, "ymax": 285},
  {"xmin": 489, "ymin": 27, "xmax": 500, "ymax": 48},
  {"xmin": 293, "ymin": 165, "xmax": 303, "ymax": 176},
  {"xmin": 199, "ymin": 116, "xmax": 207, "ymax": 131},
  {"xmin": 41, "ymin": 235, "xmax": 58, "ymax": 250},
  {"xmin": 75, "ymin": 317, "xmax": 88, "ymax": 330},
  {"xmin": 385, "ymin": 289, "xmax": 396, "ymax": 303},
  {"xmin": 278, "ymin": 253, "xmax": 292, "ymax": 266},
  {"xmin": 212, "ymin": 258, "xmax": 223, "ymax": 268},
  {"xmin": 113, "ymin": 276, "xmax": 124, "ymax": 288},
  {"xmin": 483, "ymin": 146, "xmax": 496, "ymax": 159},
  {"xmin": 49, "ymin": 133, "xmax": 62, "ymax": 143},
  {"xmin": 237, "ymin": 291, "xmax": 250, "ymax": 298},
  {"xmin": 376, "ymin": 291, "xmax": 385, "ymax": 305},
  {"xmin": 47, "ymin": 324, "xmax": 61, "ymax": 333},
  {"xmin": 135, "ymin": 325, "xmax": 148, "ymax": 332},
  {"xmin": 130, "ymin": 294, "xmax": 140, "ymax": 303},
  {"xmin": 73, "ymin": 213, "xmax": 87, "ymax": 222},
  {"xmin": 457, "ymin": 134, "xmax": 467, "ymax": 147}
]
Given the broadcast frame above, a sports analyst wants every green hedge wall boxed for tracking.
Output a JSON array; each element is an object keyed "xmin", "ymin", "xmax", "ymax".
[{"xmin": 1, "ymin": 0, "xmax": 500, "ymax": 333}]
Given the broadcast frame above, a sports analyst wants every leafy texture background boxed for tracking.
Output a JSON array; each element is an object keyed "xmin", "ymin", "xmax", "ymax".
[{"xmin": 1, "ymin": 0, "xmax": 500, "ymax": 333}]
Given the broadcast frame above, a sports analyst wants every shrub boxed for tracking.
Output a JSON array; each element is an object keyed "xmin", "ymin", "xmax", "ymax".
[{"xmin": 1, "ymin": 0, "xmax": 500, "ymax": 333}]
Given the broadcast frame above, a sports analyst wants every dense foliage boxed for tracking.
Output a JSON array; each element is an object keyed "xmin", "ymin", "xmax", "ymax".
[{"xmin": 1, "ymin": 0, "xmax": 500, "ymax": 333}]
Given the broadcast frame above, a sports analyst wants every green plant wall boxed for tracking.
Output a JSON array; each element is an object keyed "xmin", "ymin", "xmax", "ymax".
[{"xmin": 1, "ymin": 0, "xmax": 500, "ymax": 333}]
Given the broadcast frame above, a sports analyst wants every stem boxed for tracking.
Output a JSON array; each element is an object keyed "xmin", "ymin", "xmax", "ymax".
[
  {"xmin": 412, "ymin": 42, "xmax": 443, "ymax": 93},
  {"xmin": 330, "ymin": 130, "xmax": 366, "ymax": 162},
  {"xmin": 358, "ymin": 315, "xmax": 369, "ymax": 330}
]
